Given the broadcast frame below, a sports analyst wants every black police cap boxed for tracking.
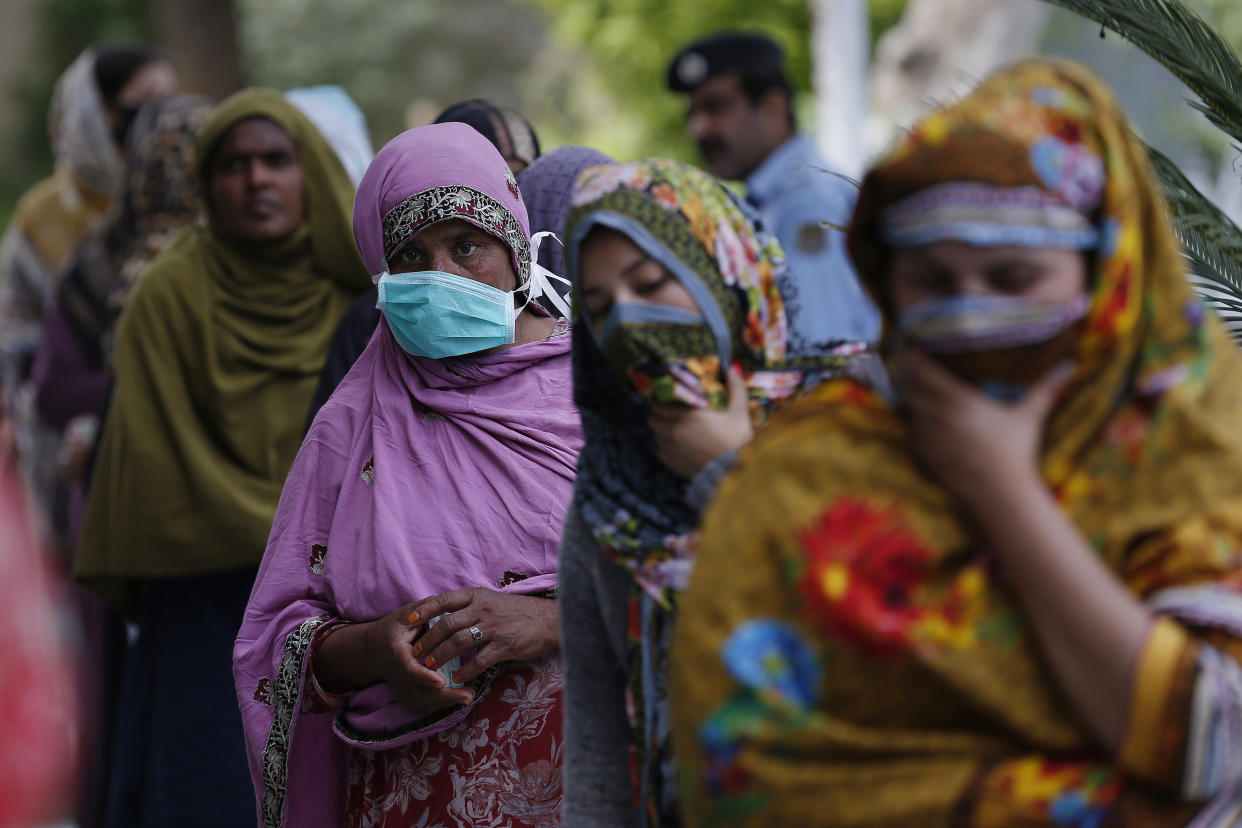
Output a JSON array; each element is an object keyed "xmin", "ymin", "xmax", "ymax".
[{"xmin": 666, "ymin": 31, "xmax": 785, "ymax": 93}]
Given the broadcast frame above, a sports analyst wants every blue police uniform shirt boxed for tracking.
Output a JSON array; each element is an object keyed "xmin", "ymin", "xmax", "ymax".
[{"xmin": 745, "ymin": 135, "xmax": 881, "ymax": 351}]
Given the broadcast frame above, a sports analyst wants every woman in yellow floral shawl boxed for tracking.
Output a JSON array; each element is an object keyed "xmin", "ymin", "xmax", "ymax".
[{"xmin": 671, "ymin": 59, "xmax": 1242, "ymax": 827}]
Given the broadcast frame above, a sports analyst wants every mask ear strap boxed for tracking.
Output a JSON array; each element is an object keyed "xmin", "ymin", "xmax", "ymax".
[{"xmin": 519, "ymin": 231, "xmax": 573, "ymax": 319}]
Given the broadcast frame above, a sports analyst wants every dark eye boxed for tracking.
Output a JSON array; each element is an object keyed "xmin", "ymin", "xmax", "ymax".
[
  {"xmin": 455, "ymin": 241, "xmax": 479, "ymax": 256},
  {"xmin": 635, "ymin": 274, "xmax": 674, "ymax": 298},
  {"xmin": 219, "ymin": 156, "xmax": 245, "ymax": 174},
  {"xmin": 397, "ymin": 247, "xmax": 422, "ymax": 264},
  {"xmin": 265, "ymin": 151, "xmax": 293, "ymax": 167},
  {"xmin": 631, "ymin": 262, "xmax": 675, "ymax": 297},
  {"xmin": 908, "ymin": 268, "xmax": 954, "ymax": 295},
  {"xmin": 991, "ymin": 267, "xmax": 1042, "ymax": 294}
]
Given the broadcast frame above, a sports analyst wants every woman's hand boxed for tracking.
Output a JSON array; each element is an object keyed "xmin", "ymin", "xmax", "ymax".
[
  {"xmin": 648, "ymin": 365, "xmax": 753, "ymax": 480},
  {"xmin": 314, "ymin": 607, "xmax": 476, "ymax": 713},
  {"xmin": 407, "ymin": 588, "xmax": 560, "ymax": 686},
  {"xmin": 59, "ymin": 416, "xmax": 98, "ymax": 487},
  {"xmin": 897, "ymin": 347, "xmax": 1153, "ymax": 751},
  {"xmin": 895, "ymin": 348, "xmax": 1073, "ymax": 512}
]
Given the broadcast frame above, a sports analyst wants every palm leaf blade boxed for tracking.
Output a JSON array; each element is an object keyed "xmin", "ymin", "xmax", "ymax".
[
  {"xmin": 1147, "ymin": 146, "xmax": 1242, "ymax": 334},
  {"xmin": 1038, "ymin": 0, "xmax": 1242, "ymax": 145}
]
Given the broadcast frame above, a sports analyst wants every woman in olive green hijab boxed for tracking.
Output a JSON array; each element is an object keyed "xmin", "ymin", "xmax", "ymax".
[{"xmin": 77, "ymin": 89, "xmax": 370, "ymax": 828}]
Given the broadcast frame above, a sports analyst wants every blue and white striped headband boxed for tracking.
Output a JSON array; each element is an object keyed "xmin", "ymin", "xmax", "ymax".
[{"xmin": 878, "ymin": 182, "xmax": 1099, "ymax": 251}]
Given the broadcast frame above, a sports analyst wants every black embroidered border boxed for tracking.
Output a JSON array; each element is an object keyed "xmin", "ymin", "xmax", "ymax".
[
  {"xmin": 381, "ymin": 185, "xmax": 530, "ymax": 277},
  {"xmin": 260, "ymin": 615, "xmax": 327, "ymax": 828}
]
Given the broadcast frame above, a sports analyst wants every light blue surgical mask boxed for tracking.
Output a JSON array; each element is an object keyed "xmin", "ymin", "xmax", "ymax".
[
  {"xmin": 375, "ymin": 233, "xmax": 572, "ymax": 360},
  {"xmin": 377, "ymin": 270, "xmax": 522, "ymax": 359}
]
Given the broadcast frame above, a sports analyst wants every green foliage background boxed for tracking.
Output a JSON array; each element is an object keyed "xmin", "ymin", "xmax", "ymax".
[
  {"xmin": 0, "ymin": 0, "xmax": 909, "ymax": 227},
  {"xmin": 2, "ymin": 0, "xmax": 1238, "ymax": 228},
  {"xmin": 1, "ymin": 0, "xmax": 149, "ymax": 225}
]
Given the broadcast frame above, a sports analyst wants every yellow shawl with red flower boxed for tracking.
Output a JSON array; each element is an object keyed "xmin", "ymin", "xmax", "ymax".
[{"xmin": 670, "ymin": 59, "xmax": 1242, "ymax": 827}]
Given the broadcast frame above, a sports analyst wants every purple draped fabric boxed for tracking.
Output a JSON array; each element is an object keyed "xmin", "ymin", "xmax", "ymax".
[{"xmin": 31, "ymin": 301, "xmax": 109, "ymax": 431}]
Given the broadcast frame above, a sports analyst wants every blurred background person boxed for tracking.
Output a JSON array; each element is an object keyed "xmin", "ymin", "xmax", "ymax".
[
  {"xmin": 33, "ymin": 94, "xmax": 212, "ymax": 545},
  {"xmin": 667, "ymin": 30, "xmax": 880, "ymax": 353},
  {"xmin": 516, "ymin": 143, "xmax": 613, "ymax": 310},
  {"xmin": 434, "ymin": 98, "xmax": 542, "ymax": 175},
  {"xmin": 0, "ymin": 44, "xmax": 175, "ymax": 550},
  {"xmin": 29, "ymin": 92, "xmax": 211, "ymax": 828},
  {"xmin": 75, "ymin": 89, "xmax": 371, "ymax": 828},
  {"xmin": 286, "ymin": 84, "xmax": 375, "ymax": 187},
  {"xmin": 672, "ymin": 59, "xmax": 1242, "ymax": 826},
  {"xmin": 0, "ymin": 457, "xmax": 78, "ymax": 828}
]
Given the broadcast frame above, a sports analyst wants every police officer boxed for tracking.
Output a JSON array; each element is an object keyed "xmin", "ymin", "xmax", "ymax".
[{"xmin": 668, "ymin": 31, "xmax": 880, "ymax": 349}]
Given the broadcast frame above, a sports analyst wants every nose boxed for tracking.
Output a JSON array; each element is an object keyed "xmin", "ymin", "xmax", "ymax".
[
  {"xmin": 613, "ymin": 282, "xmax": 645, "ymax": 305},
  {"xmin": 246, "ymin": 158, "xmax": 274, "ymax": 190},
  {"xmin": 956, "ymin": 275, "xmax": 993, "ymax": 296},
  {"xmin": 428, "ymin": 247, "xmax": 467, "ymax": 277},
  {"xmin": 688, "ymin": 112, "xmax": 713, "ymax": 144}
]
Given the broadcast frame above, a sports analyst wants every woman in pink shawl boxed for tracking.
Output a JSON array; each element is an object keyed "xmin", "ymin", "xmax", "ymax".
[{"xmin": 233, "ymin": 122, "xmax": 582, "ymax": 828}]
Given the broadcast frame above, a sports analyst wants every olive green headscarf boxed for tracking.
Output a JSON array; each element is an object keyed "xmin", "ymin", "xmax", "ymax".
[{"xmin": 76, "ymin": 89, "xmax": 371, "ymax": 616}]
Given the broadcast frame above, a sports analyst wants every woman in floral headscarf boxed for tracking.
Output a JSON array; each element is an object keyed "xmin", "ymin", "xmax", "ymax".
[
  {"xmin": 558, "ymin": 158, "xmax": 868, "ymax": 826},
  {"xmin": 671, "ymin": 59, "xmax": 1242, "ymax": 827}
]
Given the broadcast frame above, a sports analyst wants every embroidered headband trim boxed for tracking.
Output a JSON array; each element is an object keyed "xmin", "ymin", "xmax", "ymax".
[
  {"xmin": 381, "ymin": 184, "xmax": 531, "ymax": 277},
  {"xmin": 879, "ymin": 182, "xmax": 1099, "ymax": 251}
]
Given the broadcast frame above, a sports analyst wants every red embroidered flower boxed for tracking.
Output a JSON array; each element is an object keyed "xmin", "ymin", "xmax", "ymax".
[
  {"xmin": 1048, "ymin": 115, "xmax": 1083, "ymax": 144},
  {"xmin": 743, "ymin": 312, "xmax": 766, "ymax": 353},
  {"xmin": 1090, "ymin": 263, "xmax": 1132, "ymax": 340},
  {"xmin": 308, "ymin": 543, "xmax": 327, "ymax": 576},
  {"xmin": 629, "ymin": 370, "xmax": 653, "ymax": 395},
  {"xmin": 798, "ymin": 498, "xmax": 932, "ymax": 656},
  {"xmin": 253, "ymin": 677, "xmax": 274, "ymax": 706},
  {"xmin": 626, "ymin": 600, "xmax": 642, "ymax": 641},
  {"xmin": 651, "ymin": 182, "xmax": 680, "ymax": 210}
]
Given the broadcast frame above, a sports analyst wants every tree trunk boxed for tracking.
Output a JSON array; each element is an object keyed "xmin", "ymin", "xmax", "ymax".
[
  {"xmin": 152, "ymin": 0, "xmax": 243, "ymax": 101},
  {"xmin": 811, "ymin": 0, "xmax": 869, "ymax": 177}
]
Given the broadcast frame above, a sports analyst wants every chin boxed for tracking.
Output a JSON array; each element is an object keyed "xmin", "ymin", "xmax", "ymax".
[
  {"xmin": 245, "ymin": 223, "xmax": 298, "ymax": 244},
  {"xmin": 706, "ymin": 158, "xmax": 743, "ymax": 181}
]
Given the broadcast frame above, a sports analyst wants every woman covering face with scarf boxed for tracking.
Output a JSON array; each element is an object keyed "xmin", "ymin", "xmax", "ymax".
[
  {"xmin": 671, "ymin": 60, "xmax": 1242, "ymax": 826},
  {"xmin": 234, "ymin": 122, "xmax": 583, "ymax": 828},
  {"xmin": 559, "ymin": 158, "xmax": 868, "ymax": 826}
]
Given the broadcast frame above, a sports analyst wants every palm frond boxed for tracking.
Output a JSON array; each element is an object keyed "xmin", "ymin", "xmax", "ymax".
[
  {"xmin": 1147, "ymin": 145, "xmax": 1242, "ymax": 335},
  {"xmin": 1038, "ymin": 0, "xmax": 1242, "ymax": 146}
]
